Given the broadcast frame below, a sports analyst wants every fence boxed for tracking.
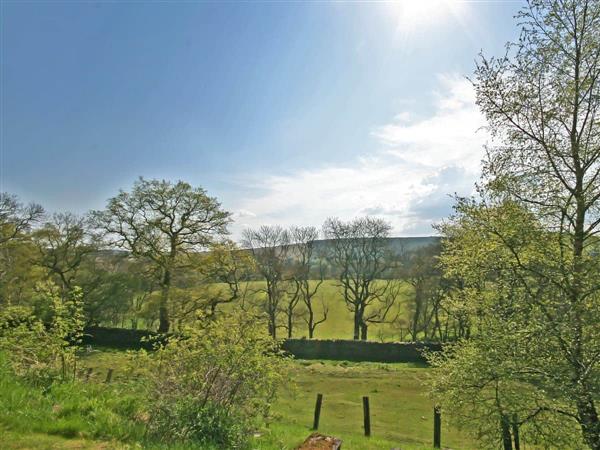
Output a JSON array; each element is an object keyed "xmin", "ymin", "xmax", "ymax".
[
  {"xmin": 83, "ymin": 327, "xmax": 441, "ymax": 363},
  {"xmin": 281, "ymin": 338, "xmax": 441, "ymax": 363}
]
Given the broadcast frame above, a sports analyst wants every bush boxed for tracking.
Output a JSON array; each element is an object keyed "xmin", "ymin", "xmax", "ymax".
[
  {"xmin": 0, "ymin": 283, "xmax": 85, "ymax": 385},
  {"xmin": 149, "ymin": 399, "xmax": 248, "ymax": 448},
  {"xmin": 136, "ymin": 313, "xmax": 288, "ymax": 448}
]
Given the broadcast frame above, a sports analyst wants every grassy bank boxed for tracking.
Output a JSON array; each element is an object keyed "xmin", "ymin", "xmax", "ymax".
[
  {"xmin": 1, "ymin": 348, "xmax": 477, "ymax": 449},
  {"xmin": 78, "ymin": 349, "xmax": 476, "ymax": 449}
]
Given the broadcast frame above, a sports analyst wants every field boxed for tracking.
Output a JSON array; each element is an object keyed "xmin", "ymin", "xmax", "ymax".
[
  {"xmin": 67, "ymin": 348, "xmax": 476, "ymax": 450},
  {"xmin": 215, "ymin": 279, "xmax": 415, "ymax": 342}
]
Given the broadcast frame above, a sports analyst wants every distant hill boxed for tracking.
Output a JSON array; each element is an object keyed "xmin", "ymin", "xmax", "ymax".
[
  {"xmin": 92, "ymin": 236, "xmax": 441, "ymax": 265},
  {"xmin": 311, "ymin": 236, "xmax": 440, "ymax": 255}
]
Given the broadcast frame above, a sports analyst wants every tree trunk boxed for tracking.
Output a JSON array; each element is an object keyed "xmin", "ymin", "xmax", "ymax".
[
  {"xmin": 360, "ymin": 323, "xmax": 368, "ymax": 340},
  {"xmin": 269, "ymin": 311, "xmax": 277, "ymax": 339},
  {"xmin": 158, "ymin": 268, "xmax": 170, "ymax": 333},
  {"xmin": 353, "ymin": 310, "xmax": 361, "ymax": 340},
  {"xmin": 501, "ymin": 414, "xmax": 513, "ymax": 450},
  {"xmin": 577, "ymin": 395, "xmax": 600, "ymax": 450}
]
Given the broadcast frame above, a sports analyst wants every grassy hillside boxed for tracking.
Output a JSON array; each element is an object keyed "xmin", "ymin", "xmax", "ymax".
[
  {"xmin": 74, "ymin": 349, "xmax": 476, "ymax": 449},
  {"xmin": 219, "ymin": 279, "xmax": 415, "ymax": 341}
]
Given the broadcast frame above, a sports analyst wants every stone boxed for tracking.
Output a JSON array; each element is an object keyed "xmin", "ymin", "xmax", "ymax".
[{"xmin": 296, "ymin": 432, "xmax": 342, "ymax": 450}]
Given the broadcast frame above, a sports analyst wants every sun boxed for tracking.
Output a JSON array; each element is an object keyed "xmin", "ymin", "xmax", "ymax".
[{"xmin": 384, "ymin": 0, "xmax": 467, "ymax": 42}]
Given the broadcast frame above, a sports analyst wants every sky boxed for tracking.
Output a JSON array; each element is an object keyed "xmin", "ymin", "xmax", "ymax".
[{"xmin": 1, "ymin": 0, "xmax": 523, "ymax": 239}]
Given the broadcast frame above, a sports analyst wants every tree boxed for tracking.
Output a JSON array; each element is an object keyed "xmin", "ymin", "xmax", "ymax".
[
  {"xmin": 433, "ymin": 200, "xmax": 594, "ymax": 448},
  {"xmin": 32, "ymin": 213, "xmax": 97, "ymax": 297},
  {"xmin": 433, "ymin": 1, "xmax": 600, "ymax": 447},
  {"xmin": 323, "ymin": 217, "xmax": 401, "ymax": 340},
  {"xmin": 92, "ymin": 178, "xmax": 231, "ymax": 332},
  {"xmin": 242, "ymin": 225, "xmax": 290, "ymax": 339},
  {"xmin": 197, "ymin": 240, "xmax": 255, "ymax": 319},
  {"xmin": 0, "ymin": 282, "xmax": 85, "ymax": 383},
  {"xmin": 288, "ymin": 226, "xmax": 327, "ymax": 339},
  {"xmin": 402, "ymin": 243, "xmax": 443, "ymax": 341},
  {"xmin": 0, "ymin": 193, "xmax": 44, "ymax": 307},
  {"xmin": 0, "ymin": 193, "xmax": 43, "ymax": 245}
]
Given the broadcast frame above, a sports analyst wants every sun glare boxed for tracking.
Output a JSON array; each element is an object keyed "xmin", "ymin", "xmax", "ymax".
[{"xmin": 385, "ymin": 0, "xmax": 467, "ymax": 42}]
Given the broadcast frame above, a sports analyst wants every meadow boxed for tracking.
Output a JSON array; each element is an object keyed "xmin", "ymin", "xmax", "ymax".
[
  {"xmin": 1, "ymin": 346, "xmax": 480, "ymax": 449},
  {"xmin": 45, "ymin": 349, "xmax": 477, "ymax": 449},
  {"xmin": 189, "ymin": 279, "xmax": 415, "ymax": 342}
]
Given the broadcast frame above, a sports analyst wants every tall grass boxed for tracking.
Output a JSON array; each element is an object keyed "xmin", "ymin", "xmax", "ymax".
[{"xmin": 0, "ymin": 355, "xmax": 144, "ymax": 443}]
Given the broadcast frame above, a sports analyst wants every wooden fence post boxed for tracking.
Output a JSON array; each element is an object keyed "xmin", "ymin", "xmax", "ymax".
[
  {"xmin": 433, "ymin": 405, "xmax": 441, "ymax": 448},
  {"xmin": 105, "ymin": 368, "xmax": 113, "ymax": 384},
  {"xmin": 363, "ymin": 396, "xmax": 371, "ymax": 437},
  {"xmin": 312, "ymin": 394, "xmax": 323, "ymax": 430}
]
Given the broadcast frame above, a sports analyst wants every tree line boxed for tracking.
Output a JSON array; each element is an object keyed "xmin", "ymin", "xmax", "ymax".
[{"xmin": 0, "ymin": 181, "xmax": 460, "ymax": 342}]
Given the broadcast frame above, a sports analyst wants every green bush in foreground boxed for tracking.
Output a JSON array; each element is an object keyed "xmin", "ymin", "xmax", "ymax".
[
  {"xmin": 0, "ymin": 283, "xmax": 84, "ymax": 385},
  {"xmin": 0, "ymin": 295, "xmax": 289, "ymax": 448},
  {"xmin": 134, "ymin": 313, "xmax": 289, "ymax": 449}
]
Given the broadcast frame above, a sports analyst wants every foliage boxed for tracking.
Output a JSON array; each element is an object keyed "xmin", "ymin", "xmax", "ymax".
[
  {"xmin": 0, "ymin": 282, "xmax": 85, "ymax": 384},
  {"xmin": 92, "ymin": 177, "xmax": 231, "ymax": 332},
  {"xmin": 32, "ymin": 212, "xmax": 98, "ymax": 295},
  {"xmin": 430, "ymin": 0, "xmax": 600, "ymax": 447},
  {"xmin": 432, "ymin": 198, "xmax": 599, "ymax": 447},
  {"xmin": 134, "ymin": 313, "xmax": 288, "ymax": 448}
]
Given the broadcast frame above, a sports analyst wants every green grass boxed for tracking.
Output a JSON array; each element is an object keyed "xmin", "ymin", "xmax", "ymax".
[
  {"xmin": 123, "ymin": 279, "xmax": 416, "ymax": 342},
  {"xmin": 272, "ymin": 360, "xmax": 475, "ymax": 449},
  {"xmin": 0, "ymin": 356, "xmax": 143, "ymax": 448},
  {"xmin": 1, "ymin": 348, "xmax": 478, "ymax": 449},
  {"xmin": 80, "ymin": 349, "xmax": 476, "ymax": 449},
  {"xmin": 231, "ymin": 279, "xmax": 414, "ymax": 342}
]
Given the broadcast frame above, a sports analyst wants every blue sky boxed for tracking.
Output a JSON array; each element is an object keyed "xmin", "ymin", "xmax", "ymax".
[{"xmin": 1, "ymin": 1, "xmax": 523, "ymax": 237}]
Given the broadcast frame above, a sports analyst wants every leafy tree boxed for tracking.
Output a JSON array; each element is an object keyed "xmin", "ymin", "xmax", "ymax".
[
  {"xmin": 0, "ymin": 193, "xmax": 45, "ymax": 307},
  {"xmin": 323, "ymin": 217, "xmax": 401, "ymax": 340},
  {"xmin": 92, "ymin": 178, "xmax": 231, "ymax": 332},
  {"xmin": 0, "ymin": 235, "xmax": 44, "ymax": 308},
  {"xmin": 433, "ymin": 1, "xmax": 600, "ymax": 447},
  {"xmin": 402, "ymin": 243, "xmax": 444, "ymax": 341},
  {"xmin": 196, "ymin": 240, "xmax": 255, "ymax": 318}
]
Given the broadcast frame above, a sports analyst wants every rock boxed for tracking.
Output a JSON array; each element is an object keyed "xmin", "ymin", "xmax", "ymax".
[{"xmin": 296, "ymin": 432, "xmax": 342, "ymax": 450}]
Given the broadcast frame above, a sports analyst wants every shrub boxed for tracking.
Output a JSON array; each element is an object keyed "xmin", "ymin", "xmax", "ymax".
[
  {"xmin": 136, "ymin": 313, "xmax": 288, "ymax": 448},
  {"xmin": 0, "ymin": 282, "xmax": 84, "ymax": 384}
]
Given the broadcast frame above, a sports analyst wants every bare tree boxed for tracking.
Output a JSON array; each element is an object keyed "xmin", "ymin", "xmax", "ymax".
[
  {"xmin": 289, "ymin": 226, "xmax": 327, "ymax": 339},
  {"xmin": 0, "ymin": 192, "xmax": 44, "ymax": 244},
  {"xmin": 323, "ymin": 217, "xmax": 400, "ymax": 340},
  {"xmin": 32, "ymin": 213, "xmax": 97, "ymax": 296},
  {"xmin": 402, "ymin": 243, "xmax": 443, "ymax": 341},
  {"xmin": 242, "ymin": 225, "xmax": 290, "ymax": 339},
  {"xmin": 194, "ymin": 240, "xmax": 254, "ymax": 318},
  {"xmin": 92, "ymin": 177, "xmax": 231, "ymax": 332}
]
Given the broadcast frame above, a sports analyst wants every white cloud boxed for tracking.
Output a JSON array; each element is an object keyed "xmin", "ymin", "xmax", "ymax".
[{"xmin": 229, "ymin": 73, "xmax": 487, "ymax": 238}]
